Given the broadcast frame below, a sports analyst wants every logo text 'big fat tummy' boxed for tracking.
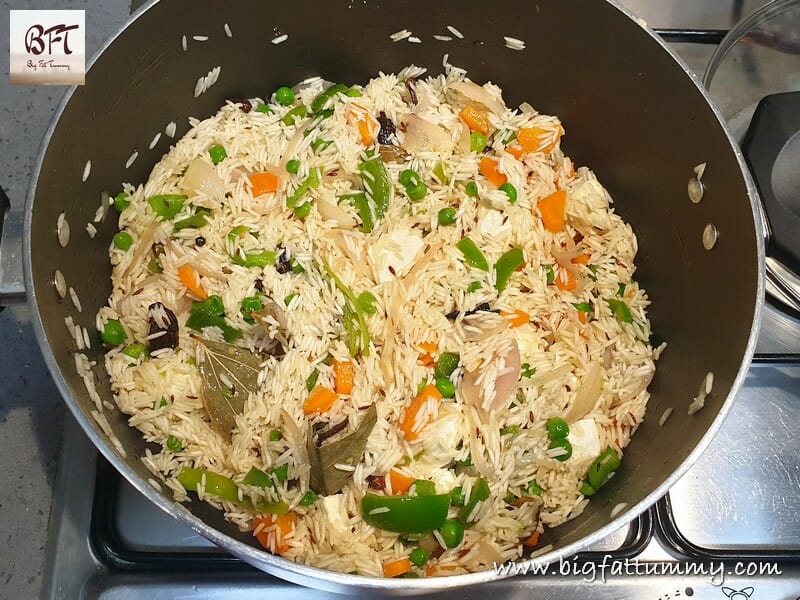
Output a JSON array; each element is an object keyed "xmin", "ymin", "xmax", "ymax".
[{"xmin": 9, "ymin": 10, "xmax": 85, "ymax": 84}]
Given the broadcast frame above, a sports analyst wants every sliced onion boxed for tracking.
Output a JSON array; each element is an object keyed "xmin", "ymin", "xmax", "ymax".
[
  {"xmin": 525, "ymin": 363, "xmax": 572, "ymax": 388},
  {"xmin": 279, "ymin": 122, "xmax": 310, "ymax": 170},
  {"xmin": 552, "ymin": 247, "xmax": 584, "ymax": 274},
  {"xmin": 475, "ymin": 541, "xmax": 504, "ymax": 565},
  {"xmin": 400, "ymin": 114, "xmax": 453, "ymax": 153},
  {"xmin": 460, "ymin": 312, "xmax": 507, "ymax": 342},
  {"xmin": 182, "ymin": 157, "xmax": 224, "ymax": 198},
  {"xmin": 316, "ymin": 197, "xmax": 357, "ymax": 228},
  {"xmin": 564, "ymin": 362, "xmax": 604, "ymax": 423},
  {"xmin": 449, "ymin": 80, "xmax": 506, "ymax": 115},
  {"xmin": 462, "ymin": 339, "xmax": 520, "ymax": 412}
]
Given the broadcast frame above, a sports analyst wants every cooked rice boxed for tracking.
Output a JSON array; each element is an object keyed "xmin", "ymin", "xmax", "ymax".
[
  {"xmin": 82, "ymin": 160, "xmax": 91, "ymax": 182},
  {"xmin": 126, "ymin": 150, "xmax": 139, "ymax": 169},
  {"xmin": 99, "ymin": 68, "xmax": 661, "ymax": 577},
  {"xmin": 86, "ymin": 222, "xmax": 98, "ymax": 238},
  {"xmin": 447, "ymin": 25, "xmax": 464, "ymax": 39},
  {"xmin": 149, "ymin": 132, "xmax": 162, "ymax": 150},
  {"xmin": 224, "ymin": 23, "xmax": 232, "ymax": 38},
  {"xmin": 271, "ymin": 34, "xmax": 288, "ymax": 45},
  {"xmin": 193, "ymin": 35, "xmax": 208, "ymax": 42},
  {"xmin": 54, "ymin": 269, "xmax": 67, "ymax": 299},
  {"xmin": 181, "ymin": 35, "xmax": 187, "ymax": 52},
  {"xmin": 57, "ymin": 212, "xmax": 70, "ymax": 247}
]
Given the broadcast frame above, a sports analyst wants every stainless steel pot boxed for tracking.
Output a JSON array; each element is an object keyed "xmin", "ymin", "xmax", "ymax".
[{"xmin": 10, "ymin": 0, "xmax": 765, "ymax": 593}]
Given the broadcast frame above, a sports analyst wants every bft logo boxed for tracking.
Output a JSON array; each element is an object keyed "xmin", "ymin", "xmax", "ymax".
[
  {"xmin": 25, "ymin": 23, "xmax": 80, "ymax": 56},
  {"xmin": 9, "ymin": 10, "xmax": 85, "ymax": 84}
]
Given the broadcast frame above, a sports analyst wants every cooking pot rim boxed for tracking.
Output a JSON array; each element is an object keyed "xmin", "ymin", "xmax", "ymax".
[{"xmin": 22, "ymin": 0, "xmax": 766, "ymax": 590}]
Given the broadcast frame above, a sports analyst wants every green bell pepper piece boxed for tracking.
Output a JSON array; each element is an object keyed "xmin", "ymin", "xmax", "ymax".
[
  {"xmin": 311, "ymin": 83, "xmax": 348, "ymax": 113},
  {"xmin": 361, "ymin": 493, "xmax": 450, "ymax": 533},
  {"xmin": 359, "ymin": 156, "xmax": 390, "ymax": 220},
  {"xmin": 586, "ymin": 446, "xmax": 622, "ymax": 490},
  {"xmin": 458, "ymin": 477, "xmax": 490, "ymax": 525},
  {"xmin": 178, "ymin": 467, "xmax": 288, "ymax": 515},
  {"xmin": 494, "ymin": 248, "xmax": 525, "ymax": 292},
  {"xmin": 185, "ymin": 295, "xmax": 242, "ymax": 342},
  {"xmin": 456, "ymin": 237, "xmax": 489, "ymax": 272},
  {"xmin": 147, "ymin": 194, "xmax": 187, "ymax": 220}
]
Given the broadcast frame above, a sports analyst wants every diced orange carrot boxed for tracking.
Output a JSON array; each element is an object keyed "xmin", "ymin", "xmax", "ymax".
[
  {"xmin": 458, "ymin": 105, "xmax": 491, "ymax": 135},
  {"xmin": 254, "ymin": 512, "xmax": 296, "ymax": 555},
  {"xmin": 357, "ymin": 117, "xmax": 376, "ymax": 145},
  {"xmin": 249, "ymin": 171, "xmax": 280, "ymax": 197},
  {"xmin": 571, "ymin": 253, "xmax": 591, "ymax": 265},
  {"xmin": 177, "ymin": 265, "xmax": 207, "ymax": 300},
  {"xmin": 389, "ymin": 469, "xmax": 415, "ymax": 495},
  {"xmin": 522, "ymin": 530, "xmax": 541, "ymax": 547},
  {"xmin": 332, "ymin": 360, "xmax": 355, "ymax": 395},
  {"xmin": 578, "ymin": 311, "xmax": 588, "ymax": 325},
  {"xmin": 538, "ymin": 189, "xmax": 567, "ymax": 233},
  {"xmin": 555, "ymin": 268, "xmax": 577, "ymax": 292},
  {"xmin": 383, "ymin": 557, "xmax": 412, "ymax": 578},
  {"xmin": 417, "ymin": 342, "xmax": 437, "ymax": 367},
  {"xmin": 501, "ymin": 309, "xmax": 530, "ymax": 328},
  {"xmin": 426, "ymin": 563, "xmax": 460, "ymax": 577},
  {"xmin": 399, "ymin": 384, "xmax": 443, "ymax": 441},
  {"xmin": 302, "ymin": 385, "xmax": 337, "ymax": 414},
  {"xmin": 479, "ymin": 157, "xmax": 508, "ymax": 187},
  {"xmin": 505, "ymin": 143, "xmax": 526, "ymax": 160},
  {"xmin": 518, "ymin": 125, "xmax": 563, "ymax": 154}
]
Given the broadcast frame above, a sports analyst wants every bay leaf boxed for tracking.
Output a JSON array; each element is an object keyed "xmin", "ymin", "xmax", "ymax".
[
  {"xmin": 307, "ymin": 404, "xmax": 377, "ymax": 496},
  {"xmin": 195, "ymin": 337, "xmax": 263, "ymax": 440}
]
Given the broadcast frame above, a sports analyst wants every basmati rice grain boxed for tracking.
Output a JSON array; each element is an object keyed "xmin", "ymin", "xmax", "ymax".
[
  {"xmin": 54, "ymin": 270, "xmax": 67, "ymax": 299},
  {"xmin": 82, "ymin": 327, "xmax": 91, "ymax": 349},
  {"xmin": 434, "ymin": 35, "xmax": 453, "ymax": 42},
  {"xmin": 658, "ymin": 407, "xmax": 673, "ymax": 427},
  {"xmin": 125, "ymin": 150, "xmax": 139, "ymax": 169},
  {"xmin": 704, "ymin": 371, "xmax": 714, "ymax": 395},
  {"xmin": 86, "ymin": 223, "xmax": 97, "ymax": 238},
  {"xmin": 390, "ymin": 29, "xmax": 411, "ymax": 42},
  {"xmin": 165, "ymin": 121, "xmax": 177, "ymax": 138},
  {"xmin": 82, "ymin": 160, "xmax": 91, "ymax": 182},
  {"xmin": 56, "ymin": 212, "xmax": 70, "ymax": 247},
  {"xmin": 149, "ymin": 132, "xmax": 162, "ymax": 149},
  {"xmin": 447, "ymin": 25, "xmax": 464, "ymax": 38},
  {"xmin": 610, "ymin": 502, "xmax": 628, "ymax": 518},
  {"xmin": 181, "ymin": 35, "xmax": 187, "ymax": 51},
  {"xmin": 224, "ymin": 23, "xmax": 232, "ymax": 38},
  {"xmin": 694, "ymin": 162, "xmax": 707, "ymax": 180},
  {"xmin": 194, "ymin": 76, "xmax": 206, "ymax": 98},
  {"xmin": 193, "ymin": 35, "xmax": 208, "ymax": 41},
  {"xmin": 271, "ymin": 34, "xmax": 288, "ymax": 45},
  {"xmin": 407, "ymin": 36, "xmax": 422, "ymax": 44},
  {"xmin": 69, "ymin": 287, "xmax": 82, "ymax": 312}
]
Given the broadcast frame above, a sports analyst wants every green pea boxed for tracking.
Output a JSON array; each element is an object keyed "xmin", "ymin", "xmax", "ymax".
[
  {"xmin": 499, "ymin": 183, "xmax": 517, "ymax": 203},
  {"xmin": 407, "ymin": 182, "xmax": 427, "ymax": 202},
  {"xmin": 255, "ymin": 104, "xmax": 273, "ymax": 114},
  {"xmin": 470, "ymin": 131, "xmax": 487, "ymax": 152},
  {"xmin": 439, "ymin": 519, "xmax": 464, "ymax": 548},
  {"xmin": 113, "ymin": 231, "xmax": 133, "ymax": 251},
  {"xmin": 409, "ymin": 547, "xmax": 429, "ymax": 567},
  {"xmin": 286, "ymin": 159, "xmax": 300, "ymax": 174},
  {"xmin": 546, "ymin": 417, "xmax": 570, "ymax": 439},
  {"xmin": 166, "ymin": 435, "xmax": 183, "ymax": 452},
  {"xmin": 275, "ymin": 86, "xmax": 295, "ymax": 106},
  {"xmin": 208, "ymin": 144, "xmax": 227, "ymax": 165},
  {"xmin": 282, "ymin": 105, "xmax": 307, "ymax": 126},
  {"xmin": 113, "ymin": 192, "xmax": 130, "ymax": 212},
  {"xmin": 269, "ymin": 430, "xmax": 282, "ymax": 442},
  {"xmin": 293, "ymin": 202, "xmax": 312, "ymax": 219},
  {"xmin": 580, "ymin": 481, "xmax": 597, "ymax": 497},
  {"xmin": 299, "ymin": 490, "xmax": 318, "ymax": 506},
  {"xmin": 434, "ymin": 352, "xmax": 460, "ymax": 379},
  {"xmin": 464, "ymin": 181, "xmax": 478, "ymax": 197},
  {"xmin": 548, "ymin": 438, "xmax": 573, "ymax": 462},
  {"xmin": 399, "ymin": 169, "xmax": 419, "ymax": 187},
  {"xmin": 101, "ymin": 320, "xmax": 126, "ymax": 345},
  {"xmin": 450, "ymin": 486, "xmax": 465, "ymax": 506},
  {"xmin": 438, "ymin": 207, "xmax": 457, "ymax": 226},
  {"xmin": 435, "ymin": 376, "xmax": 455, "ymax": 398},
  {"xmin": 121, "ymin": 343, "xmax": 148, "ymax": 360}
]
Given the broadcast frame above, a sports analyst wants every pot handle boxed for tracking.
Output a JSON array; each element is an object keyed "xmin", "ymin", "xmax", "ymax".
[{"xmin": 0, "ymin": 186, "xmax": 26, "ymax": 304}]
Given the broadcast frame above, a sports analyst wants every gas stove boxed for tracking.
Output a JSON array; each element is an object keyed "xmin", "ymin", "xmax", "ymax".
[{"xmin": 37, "ymin": 12, "xmax": 800, "ymax": 600}]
